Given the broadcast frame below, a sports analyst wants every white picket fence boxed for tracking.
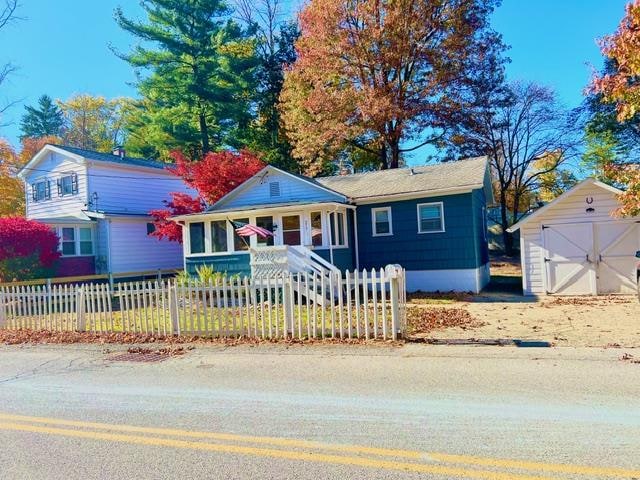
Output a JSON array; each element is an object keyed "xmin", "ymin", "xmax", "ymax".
[{"xmin": 0, "ymin": 266, "xmax": 406, "ymax": 340}]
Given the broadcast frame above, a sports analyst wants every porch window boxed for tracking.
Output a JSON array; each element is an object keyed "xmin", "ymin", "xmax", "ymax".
[
  {"xmin": 310, "ymin": 211, "xmax": 323, "ymax": 247},
  {"xmin": 330, "ymin": 212, "xmax": 346, "ymax": 247},
  {"xmin": 189, "ymin": 222, "xmax": 205, "ymax": 254},
  {"xmin": 210, "ymin": 220, "xmax": 228, "ymax": 253},
  {"xmin": 79, "ymin": 228, "xmax": 93, "ymax": 255},
  {"xmin": 61, "ymin": 228, "xmax": 76, "ymax": 256},
  {"xmin": 282, "ymin": 215, "xmax": 301, "ymax": 246},
  {"xmin": 371, "ymin": 207, "xmax": 392, "ymax": 236},
  {"xmin": 256, "ymin": 216, "xmax": 274, "ymax": 246},
  {"xmin": 233, "ymin": 218, "xmax": 250, "ymax": 251},
  {"xmin": 417, "ymin": 202, "xmax": 445, "ymax": 233}
]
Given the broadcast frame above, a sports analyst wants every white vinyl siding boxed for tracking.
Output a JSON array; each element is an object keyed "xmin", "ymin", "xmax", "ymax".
[
  {"xmin": 108, "ymin": 219, "xmax": 185, "ymax": 273},
  {"xmin": 86, "ymin": 163, "xmax": 193, "ymax": 214},
  {"xmin": 371, "ymin": 207, "xmax": 392, "ymax": 236},
  {"xmin": 24, "ymin": 152, "xmax": 88, "ymax": 219},
  {"xmin": 417, "ymin": 202, "xmax": 445, "ymax": 233}
]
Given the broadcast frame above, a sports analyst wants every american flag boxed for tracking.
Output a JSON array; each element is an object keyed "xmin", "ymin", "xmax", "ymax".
[{"xmin": 231, "ymin": 220, "xmax": 274, "ymax": 239}]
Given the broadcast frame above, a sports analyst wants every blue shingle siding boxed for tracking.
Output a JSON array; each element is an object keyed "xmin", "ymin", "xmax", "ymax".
[
  {"xmin": 356, "ymin": 193, "xmax": 486, "ymax": 271},
  {"xmin": 314, "ymin": 248, "xmax": 354, "ymax": 271},
  {"xmin": 472, "ymin": 188, "xmax": 490, "ymax": 266},
  {"xmin": 186, "ymin": 254, "xmax": 251, "ymax": 277}
]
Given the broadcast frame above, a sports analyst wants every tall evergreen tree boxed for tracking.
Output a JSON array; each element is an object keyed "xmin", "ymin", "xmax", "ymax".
[
  {"xmin": 114, "ymin": 0, "xmax": 257, "ymax": 159},
  {"xmin": 19, "ymin": 95, "xmax": 65, "ymax": 139}
]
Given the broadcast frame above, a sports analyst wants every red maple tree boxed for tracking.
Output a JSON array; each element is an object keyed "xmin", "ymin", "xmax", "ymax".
[
  {"xmin": 0, "ymin": 217, "xmax": 61, "ymax": 281},
  {"xmin": 150, "ymin": 150, "xmax": 265, "ymax": 242}
]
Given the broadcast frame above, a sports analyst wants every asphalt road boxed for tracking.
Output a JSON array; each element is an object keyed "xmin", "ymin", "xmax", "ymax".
[{"xmin": 0, "ymin": 343, "xmax": 638, "ymax": 479}]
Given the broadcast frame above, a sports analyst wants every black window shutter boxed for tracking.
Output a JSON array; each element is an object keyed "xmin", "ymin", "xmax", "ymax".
[
  {"xmin": 57, "ymin": 178, "xmax": 62, "ymax": 196},
  {"xmin": 45, "ymin": 181, "xmax": 51, "ymax": 199},
  {"xmin": 31, "ymin": 185, "xmax": 37, "ymax": 202},
  {"xmin": 71, "ymin": 174, "xmax": 78, "ymax": 193}
]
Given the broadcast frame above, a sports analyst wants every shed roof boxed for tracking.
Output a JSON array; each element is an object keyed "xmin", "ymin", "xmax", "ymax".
[{"xmin": 316, "ymin": 156, "xmax": 489, "ymax": 201}]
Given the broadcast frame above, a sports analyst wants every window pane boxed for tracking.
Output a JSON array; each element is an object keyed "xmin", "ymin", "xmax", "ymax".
[
  {"xmin": 310, "ymin": 212, "xmax": 323, "ymax": 247},
  {"xmin": 419, "ymin": 205, "xmax": 443, "ymax": 232},
  {"xmin": 374, "ymin": 209, "xmax": 390, "ymax": 234},
  {"xmin": 282, "ymin": 215, "xmax": 300, "ymax": 230},
  {"xmin": 233, "ymin": 218, "xmax": 249, "ymax": 251},
  {"xmin": 79, "ymin": 228, "xmax": 92, "ymax": 241},
  {"xmin": 337, "ymin": 212, "xmax": 345, "ymax": 245},
  {"xmin": 62, "ymin": 228, "xmax": 75, "ymax": 242},
  {"xmin": 283, "ymin": 230, "xmax": 301, "ymax": 245},
  {"xmin": 211, "ymin": 220, "xmax": 228, "ymax": 253},
  {"xmin": 62, "ymin": 242, "xmax": 76, "ymax": 256},
  {"xmin": 80, "ymin": 242, "xmax": 93, "ymax": 255},
  {"xmin": 189, "ymin": 222, "xmax": 205, "ymax": 254},
  {"xmin": 282, "ymin": 215, "xmax": 301, "ymax": 246},
  {"xmin": 62, "ymin": 176, "xmax": 73, "ymax": 195},
  {"xmin": 255, "ymin": 216, "xmax": 274, "ymax": 246}
]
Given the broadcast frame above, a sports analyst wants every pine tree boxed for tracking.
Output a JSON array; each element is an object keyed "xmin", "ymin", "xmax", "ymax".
[
  {"xmin": 115, "ymin": 0, "xmax": 257, "ymax": 159},
  {"xmin": 19, "ymin": 95, "xmax": 64, "ymax": 139}
]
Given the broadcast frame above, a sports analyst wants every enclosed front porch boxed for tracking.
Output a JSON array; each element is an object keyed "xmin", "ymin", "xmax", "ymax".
[{"xmin": 178, "ymin": 202, "xmax": 357, "ymax": 278}]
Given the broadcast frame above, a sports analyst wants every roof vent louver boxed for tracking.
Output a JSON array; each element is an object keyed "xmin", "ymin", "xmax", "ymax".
[{"xmin": 269, "ymin": 181, "xmax": 281, "ymax": 198}]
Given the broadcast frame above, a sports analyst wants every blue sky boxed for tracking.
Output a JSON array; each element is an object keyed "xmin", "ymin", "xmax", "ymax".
[{"xmin": 0, "ymin": 0, "xmax": 629, "ymax": 152}]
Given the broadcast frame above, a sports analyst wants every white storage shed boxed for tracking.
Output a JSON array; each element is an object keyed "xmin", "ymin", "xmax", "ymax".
[{"xmin": 508, "ymin": 178, "xmax": 640, "ymax": 296}]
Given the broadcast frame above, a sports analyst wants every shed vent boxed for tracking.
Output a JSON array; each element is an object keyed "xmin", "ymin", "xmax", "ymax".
[{"xmin": 269, "ymin": 181, "xmax": 281, "ymax": 198}]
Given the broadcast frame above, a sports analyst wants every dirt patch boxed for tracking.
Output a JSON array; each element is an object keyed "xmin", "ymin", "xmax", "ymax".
[
  {"xmin": 407, "ymin": 294, "xmax": 640, "ymax": 348},
  {"xmin": 407, "ymin": 291, "xmax": 474, "ymax": 304}
]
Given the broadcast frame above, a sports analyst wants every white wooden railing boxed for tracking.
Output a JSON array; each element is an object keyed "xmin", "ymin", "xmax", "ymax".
[{"xmin": 0, "ymin": 266, "xmax": 406, "ymax": 340}]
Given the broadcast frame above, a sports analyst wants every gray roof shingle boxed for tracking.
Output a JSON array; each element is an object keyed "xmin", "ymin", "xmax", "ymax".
[
  {"xmin": 315, "ymin": 157, "xmax": 489, "ymax": 200},
  {"xmin": 51, "ymin": 144, "xmax": 169, "ymax": 170}
]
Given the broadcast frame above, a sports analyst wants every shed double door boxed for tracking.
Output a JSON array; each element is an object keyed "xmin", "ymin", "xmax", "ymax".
[{"xmin": 543, "ymin": 221, "xmax": 639, "ymax": 295}]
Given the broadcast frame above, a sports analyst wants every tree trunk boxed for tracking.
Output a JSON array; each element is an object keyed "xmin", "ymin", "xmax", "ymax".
[
  {"xmin": 199, "ymin": 110, "xmax": 210, "ymax": 155},
  {"xmin": 499, "ymin": 189, "xmax": 515, "ymax": 257},
  {"xmin": 379, "ymin": 144, "xmax": 388, "ymax": 170}
]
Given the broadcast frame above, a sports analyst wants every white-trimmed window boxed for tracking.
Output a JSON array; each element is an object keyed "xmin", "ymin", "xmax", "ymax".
[
  {"xmin": 371, "ymin": 207, "xmax": 392, "ymax": 236},
  {"xmin": 417, "ymin": 202, "xmax": 445, "ymax": 233},
  {"xmin": 57, "ymin": 173, "xmax": 78, "ymax": 197},
  {"xmin": 58, "ymin": 226, "xmax": 94, "ymax": 256},
  {"xmin": 210, "ymin": 220, "xmax": 228, "ymax": 253},
  {"xmin": 329, "ymin": 211, "xmax": 347, "ymax": 247},
  {"xmin": 32, "ymin": 179, "xmax": 51, "ymax": 202}
]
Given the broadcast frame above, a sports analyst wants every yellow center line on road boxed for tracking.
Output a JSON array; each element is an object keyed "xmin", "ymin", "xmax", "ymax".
[
  {"xmin": 0, "ymin": 421, "xmax": 556, "ymax": 480},
  {"xmin": 0, "ymin": 412, "xmax": 638, "ymax": 479}
]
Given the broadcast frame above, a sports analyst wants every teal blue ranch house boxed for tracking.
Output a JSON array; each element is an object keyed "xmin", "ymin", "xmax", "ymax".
[{"xmin": 172, "ymin": 157, "xmax": 493, "ymax": 292}]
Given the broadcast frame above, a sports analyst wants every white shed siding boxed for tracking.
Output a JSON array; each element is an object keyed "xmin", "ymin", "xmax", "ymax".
[
  {"xmin": 87, "ymin": 163, "xmax": 192, "ymax": 214},
  {"xmin": 109, "ymin": 219, "xmax": 184, "ymax": 273},
  {"xmin": 218, "ymin": 170, "xmax": 343, "ymax": 209},
  {"xmin": 519, "ymin": 183, "xmax": 626, "ymax": 296},
  {"xmin": 24, "ymin": 151, "xmax": 88, "ymax": 220}
]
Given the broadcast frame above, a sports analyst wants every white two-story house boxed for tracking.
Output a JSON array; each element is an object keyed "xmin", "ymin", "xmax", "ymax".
[{"xmin": 18, "ymin": 144, "xmax": 193, "ymax": 277}]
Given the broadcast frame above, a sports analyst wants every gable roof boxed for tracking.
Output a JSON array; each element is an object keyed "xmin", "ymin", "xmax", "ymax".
[
  {"xmin": 209, "ymin": 165, "xmax": 347, "ymax": 211},
  {"xmin": 17, "ymin": 144, "xmax": 169, "ymax": 179},
  {"xmin": 507, "ymin": 178, "xmax": 623, "ymax": 233},
  {"xmin": 315, "ymin": 156, "xmax": 489, "ymax": 201},
  {"xmin": 51, "ymin": 145, "xmax": 168, "ymax": 170}
]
